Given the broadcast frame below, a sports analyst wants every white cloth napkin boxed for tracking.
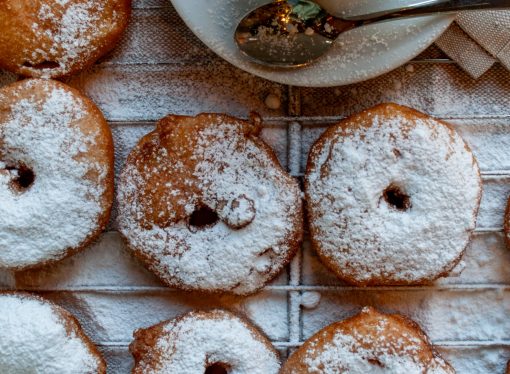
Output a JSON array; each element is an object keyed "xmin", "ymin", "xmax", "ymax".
[{"xmin": 435, "ymin": 11, "xmax": 510, "ymax": 78}]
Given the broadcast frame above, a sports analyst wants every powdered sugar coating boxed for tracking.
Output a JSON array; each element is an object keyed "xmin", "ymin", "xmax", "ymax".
[
  {"xmin": 305, "ymin": 103, "xmax": 482, "ymax": 285},
  {"xmin": 0, "ymin": 0, "xmax": 130, "ymax": 78},
  {"xmin": 282, "ymin": 307, "xmax": 453, "ymax": 374},
  {"xmin": 131, "ymin": 310, "xmax": 280, "ymax": 374},
  {"xmin": 0, "ymin": 79, "xmax": 113, "ymax": 269},
  {"xmin": 303, "ymin": 336, "xmax": 448, "ymax": 374},
  {"xmin": 0, "ymin": 293, "xmax": 105, "ymax": 374},
  {"xmin": 117, "ymin": 114, "xmax": 302, "ymax": 295}
]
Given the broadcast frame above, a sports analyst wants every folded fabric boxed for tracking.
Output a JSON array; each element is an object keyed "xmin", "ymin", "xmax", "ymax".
[{"xmin": 435, "ymin": 11, "xmax": 510, "ymax": 78}]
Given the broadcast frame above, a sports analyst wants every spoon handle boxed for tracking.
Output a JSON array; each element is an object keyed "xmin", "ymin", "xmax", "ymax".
[{"xmin": 343, "ymin": 0, "xmax": 510, "ymax": 22}]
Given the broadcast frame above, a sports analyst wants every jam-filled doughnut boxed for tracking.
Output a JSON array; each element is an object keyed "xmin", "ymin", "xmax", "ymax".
[
  {"xmin": 281, "ymin": 307, "xmax": 454, "ymax": 374},
  {"xmin": 0, "ymin": 79, "xmax": 114, "ymax": 270},
  {"xmin": 0, "ymin": 292, "xmax": 106, "ymax": 373},
  {"xmin": 130, "ymin": 309, "xmax": 280, "ymax": 374},
  {"xmin": 305, "ymin": 103, "xmax": 482, "ymax": 286},
  {"xmin": 0, "ymin": 0, "xmax": 131, "ymax": 78},
  {"xmin": 117, "ymin": 113, "xmax": 302, "ymax": 295}
]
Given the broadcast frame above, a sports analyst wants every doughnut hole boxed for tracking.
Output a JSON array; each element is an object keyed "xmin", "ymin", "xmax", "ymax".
[
  {"xmin": 367, "ymin": 357, "xmax": 385, "ymax": 368},
  {"xmin": 22, "ymin": 60, "xmax": 60, "ymax": 70},
  {"xmin": 205, "ymin": 363, "xmax": 229, "ymax": 374},
  {"xmin": 4, "ymin": 163, "xmax": 35, "ymax": 192},
  {"xmin": 189, "ymin": 205, "xmax": 219, "ymax": 231},
  {"xmin": 382, "ymin": 184, "xmax": 411, "ymax": 211}
]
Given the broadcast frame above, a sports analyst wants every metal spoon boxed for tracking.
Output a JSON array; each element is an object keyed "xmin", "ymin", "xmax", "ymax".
[{"xmin": 234, "ymin": 0, "xmax": 510, "ymax": 67}]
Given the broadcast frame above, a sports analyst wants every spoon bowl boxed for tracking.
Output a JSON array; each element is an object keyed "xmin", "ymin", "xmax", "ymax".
[
  {"xmin": 234, "ymin": 1, "xmax": 349, "ymax": 67},
  {"xmin": 235, "ymin": 0, "xmax": 510, "ymax": 67}
]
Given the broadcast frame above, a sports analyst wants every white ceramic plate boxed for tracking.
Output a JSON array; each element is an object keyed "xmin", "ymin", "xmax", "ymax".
[{"xmin": 170, "ymin": 0, "xmax": 454, "ymax": 87}]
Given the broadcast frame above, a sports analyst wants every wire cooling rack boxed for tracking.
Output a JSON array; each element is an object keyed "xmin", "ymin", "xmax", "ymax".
[{"xmin": 1, "ymin": 1, "xmax": 510, "ymax": 373}]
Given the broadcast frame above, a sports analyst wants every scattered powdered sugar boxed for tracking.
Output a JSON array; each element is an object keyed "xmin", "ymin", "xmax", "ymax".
[
  {"xmin": 0, "ymin": 79, "xmax": 108, "ymax": 269},
  {"xmin": 295, "ymin": 308, "xmax": 453, "ymax": 374},
  {"xmin": 117, "ymin": 116, "xmax": 302, "ymax": 295},
  {"xmin": 305, "ymin": 104, "xmax": 482, "ymax": 285},
  {"xmin": 132, "ymin": 310, "xmax": 280, "ymax": 373},
  {"xmin": 0, "ymin": 293, "xmax": 102, "ymax": 373}
]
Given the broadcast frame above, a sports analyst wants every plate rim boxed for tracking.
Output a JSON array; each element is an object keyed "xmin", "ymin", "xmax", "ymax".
[{"xmin": 170, "ymin": 0, "xmax": 455, "ymax": 87}]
